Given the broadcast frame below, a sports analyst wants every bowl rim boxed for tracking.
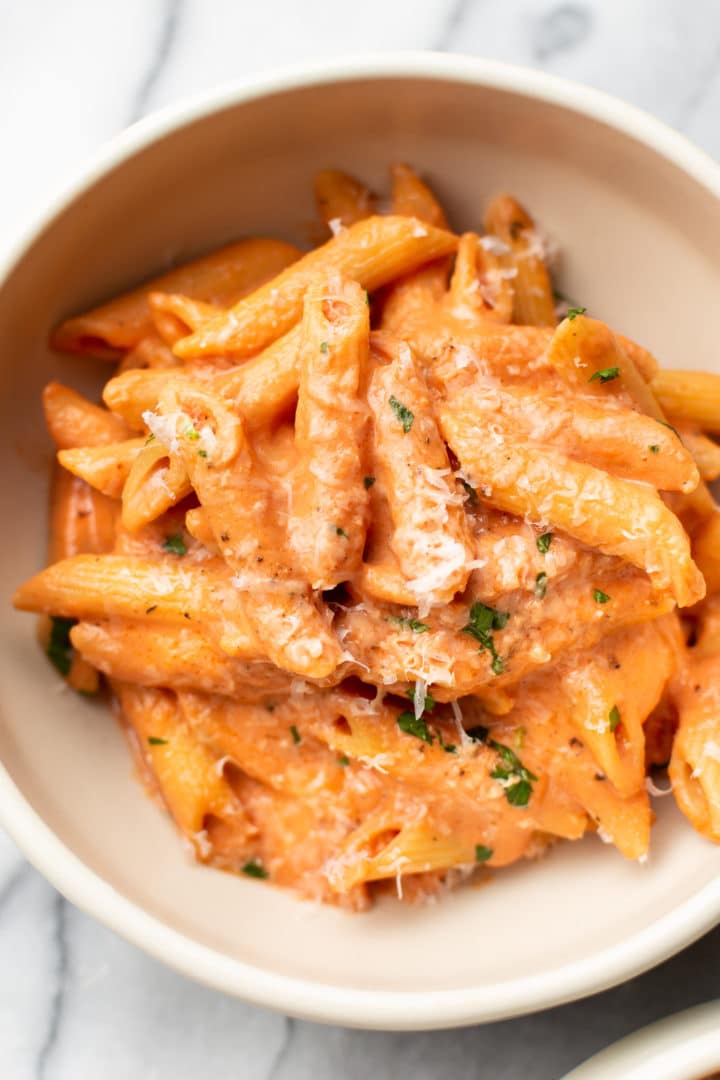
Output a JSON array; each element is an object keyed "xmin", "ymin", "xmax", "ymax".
[
  {"xmin": 562, "ymin": 999, "xmax": 720, "ymax": 1079},
  {"xmin": 2, "ymin": 51, "xmax": 720, "ymax": 1030}
]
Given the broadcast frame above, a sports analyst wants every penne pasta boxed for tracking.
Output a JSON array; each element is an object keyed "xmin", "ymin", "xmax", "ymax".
[
  {"xmin": 16, "ymin": 164, "xmax": 720, "ymax": 907},
  {"xmin": 289, "ymin": 275, "xmax": 370, "ymax": 588},
  {"xmin": 52, "ymin": 237, "xmax": 302, "ymax": 358},
  {"xmin": 173, "ymin": 215, "xmax": 458, "ymax": 359}
]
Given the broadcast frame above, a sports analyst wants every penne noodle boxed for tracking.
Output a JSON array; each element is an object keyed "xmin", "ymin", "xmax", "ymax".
[
  {"xmin": 72, "ymin": 619, "xmax": 290, "ymax": 700},
  {"xmin": 289, "ymin": 275, "xmax": 370, "ymax": 589},
  {"xmin": 484, "ymin": 194, "xmax": 556, "ymax": 327},
  {"xmin": 152, "ymin": 383, "xmax": 343, "ymax": 677},
  {"xmin": 314, "ymin": 168, "xmax": 376, "ymax": 230},
  {"xmin": 173, "ymin": 215, "xmax": 458, "ymax": 359},
  {"xmin": 652, "ymin": 369, "xmax": 720, "ymax": 433},
  {"xmin": 439, "ymin": 398, "xmax": 705, "ymax": 607},
  {"xmin": 58, "ymin": 438, "xmax": 145, "ymax": 498},
  {"xmin": 44, "ymin": 381, "xmax": 132, "ymax": 449},
  {"xmin": 367, "ymin": 336, "xmax": 474, "ymax": 608},
  {"xmin": 676, "ymin": 425, "xmax": 720, "ymax": 481},
  {"xmin": 52, "ymin": 238, "xmax": 302, "ymax": 358}
]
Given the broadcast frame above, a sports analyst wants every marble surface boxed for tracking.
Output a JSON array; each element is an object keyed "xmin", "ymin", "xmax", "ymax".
[{"xmin": 2, "ymin": 0, "xmax": 720, "ymax": 1075}]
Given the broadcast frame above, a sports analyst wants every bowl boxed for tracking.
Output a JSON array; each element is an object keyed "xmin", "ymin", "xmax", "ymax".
[
  {"xmin": 1, "ymin": 53, "xmax": 720, "ymax": 1031},
  {"xmin": 563, "ymin": 1000, "xmax": 720, "ymax": 1079}
]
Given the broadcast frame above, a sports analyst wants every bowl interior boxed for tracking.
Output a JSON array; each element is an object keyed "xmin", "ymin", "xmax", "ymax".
[{"xmin": 1, "ymin": 71, "xmax": 720, "ymax": 1026}]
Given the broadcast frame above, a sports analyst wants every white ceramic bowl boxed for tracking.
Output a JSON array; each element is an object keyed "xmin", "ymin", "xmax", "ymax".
[
  {"xmin": 1, "ymin": 53, "xmax": 720, "ymax": 1031},
  {"xmin": 563, "ymin": 1000, "xmax": 720, "ymax": 1079}
]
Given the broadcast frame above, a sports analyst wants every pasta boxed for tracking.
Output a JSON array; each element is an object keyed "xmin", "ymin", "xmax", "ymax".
[{"xmin": 14, "ymin": 164, "xmax": 720, "ymax": 910}]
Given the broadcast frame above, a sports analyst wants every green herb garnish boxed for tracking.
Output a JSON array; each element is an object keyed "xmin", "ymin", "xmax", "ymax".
[
  {"xmin": 337, "ymin": 754, "xmax": 350, "ymax": 766},
  {"xmin": 335, "ymin": 525, "xmax": 349, "ymax": 538},
  {"xmin": 567, "ymin": 307, "xmax": 587, "ymax": 320},
  {"xmin": 147, "ymin": 736, "xmax": 168, "ymax": 746},
  {"xmin": 47, "ymin": 616, "xmax": 76, "ymax": 676},
  {"xmin": 389, "ymin": 395, "xmax": 414, "ymax": 433},
  {"xmin": 534, "ymin": 572, "xmax": 548, "ymax": 600},
  {"xmin": 198, "ymin": 449, "xmax": 208, "ymax": 458},
  {"xmin": 397, "ymin": 711, "xmax": 433, "ymax": 744},
  {"xmin": 145, "ymin": 605, "xmax": 158, "ymax": 614},
  {"xmin": 319, "ymin": 341, "xmax": 329, "ymax": 353},
  {"xmin": 363, "ymin": 475, "xmax": 376, "ymax": 489},
  {"xmin": 162, "ymin": 533, "xmax": 187, "ymax": 556},
  {"xmin": 459, "ymin": 478, "xmax": 478, "ymax": 506},
  {"xmin": 589, "ymin": 366, "xmax": 620, "ymax": 384},
  {"xmin": 462, "ymin": 602, "xmax": 509, "ymax": 676},
  {"xmin": 536, "ymin": 532, "xmax": 553, "ymax": 554},
  {"xmin": 406, "ymin": 687, "xmax": 435, "ymax": 713},
  {"xmin": 593, "ymin": 589, "xmax": 610, "ymax": 604},
  {"xmin": 609, "ymin": 705, "xmax": 621, "ymax": 732},
  {"xmin": 242, "ymin": 859, "xmax": 269, "ymax": 879},
  {"xmin": 475, "ymin": 844, "xmax": 493, "ymax": 863},
  {"xmin": 649, "ymin": 444, "xmax": 660, "ymax": 454},
  {"xmin": 390, "ymin": 616, "xmax": 430, "ymax": 633},
  {"xmin": 489, "ymin": 740, "xmax": 537, "ymax": 808},
  {"xmin": 290, "ymin": 725, "xmax": 301, "ymax": 745},
  {"xmin": 185, "ymin": 426, "xmax": 199, "ymax": 440}
]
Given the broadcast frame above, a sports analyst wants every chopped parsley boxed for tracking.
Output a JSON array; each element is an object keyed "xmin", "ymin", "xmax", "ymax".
[
  {"xmin": 198, "ymin": 449, "xmax": 208, "ymax": 458},
  {"xmin": 608, "ymin": 705, "xmax": 621, "ymax": 732},
  {"xmin": 390, "ymin": 616, "xmax": 430, "ymax": 633},
  {"xmin": 462, "ymin": 602, "xmax": 510, "ymax": 676},
  {"xmin": 145, "ymin": 605, "xmax": 158, "ymax": 614},
  {"xmin": 406, "ymin": 686, "xmax": 436, "ymax": 713},
  {"xmin": 397, "ymin": 711, "xmax": 433, "ymax": 744},
  {"xmin": 514, "ymin": 726, "xmax": 526, "ymax": 749},
  {"xmin": 475, "ymin": 844, "xmax": 493, "ymax": 863},
  {"xmin": 363, "ymin": 475, "xmax": 376, "ymax": 489},
  {"xmin": 593, "ymin": 589, "xmax": 611, "ymax": 604},
  {"xmin": 242, "ymin": 859, "xmax": 269, "ymax": 879},
  {"xmin": 649, "ymin": 444, "xmax": 660, "ymax": 454},
  {"xmin": 459, "ymin": 478, "xmax": 478, "ymax": 506},
  {"xmin": 334, "ymin": 525, "xmax": 349, "ymax": 538},
  {"xmin": 162, "ymin": 533, "xmax": 187, "ymax": 556},
  {"xmin": 589, "ymin": 366, "xmax": 620, "ymax": 384},
  {"xmin": 46, "ymin": 616, "xmax": 76, "ymax": 676},
  {"xmin": 364, "ymin": 290, "xmax": 370, "ymax": 306},
  {"xmin": 389, "ymin": 395, "xmax": 414, "ymax": 433},
  {"xmin": 567, "ymin": 307, "xmax": 587, "ymax": 320},
  {"xmin": 536, "ymin": 531, "xmax": 553, "ymax": 554},
  {"xmin": 290, "ymin": 725, "xmax": 301, "ymax": 745},
  {"xmin": 144, "ymin": 433, "xmax": 156, "ymax": 445},
  {"xmin": 185, "ymin": 426, "xmax": 199, "ymax": 440},
  {"xmin": 319, "ymin": 341, "xmax": 329, "ymax": 353},
  {"xmin": 534, "ymin": 572, "xmax": 548, "ymax": 600},
  {"xmin": 337, "ymin": 754, "xmax": 350, "ymax": 766},
  {"xmin": 489, "ymin": 741, "xmax": 537, "ymax": 807},
  {"xmin": 147, "ymin": 736, "xmax": 168, "ymax": 746}
]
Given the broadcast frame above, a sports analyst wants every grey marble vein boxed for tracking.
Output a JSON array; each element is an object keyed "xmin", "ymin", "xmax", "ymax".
[
  {"xmin": 0, "ymin": 862, "xmax": 30, "ymax": 913},
  {"xmin": 35, "ymin": 894, "xmax": 68, "ymax": 1080},
  {"xmin": 531, "ymin": 3, "xmax": 593, "ymax": 62},
  {"xmin": 267, "ymin": 1017, "xmax": 296, "ymax": 1080},
  {"xmin": 128, "ymin": 0, "xmax": 186, "ymax": 122},
  {"xmin": 433, "ymin": 0, "xmax": 478, "ymax": 51}
]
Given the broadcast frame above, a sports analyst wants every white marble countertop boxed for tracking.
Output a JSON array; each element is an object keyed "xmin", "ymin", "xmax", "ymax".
[{"xmin": 2, "ymin": 1, "xmax": 720, "ymax": 1076}]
